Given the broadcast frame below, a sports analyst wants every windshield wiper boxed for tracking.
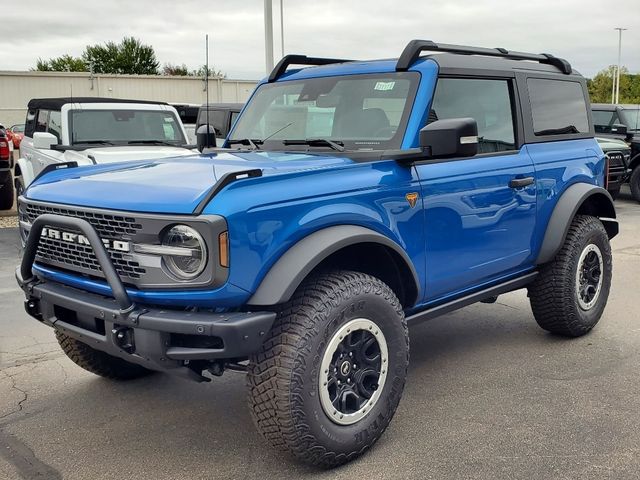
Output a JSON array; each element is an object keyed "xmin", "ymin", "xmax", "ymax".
[
  {"xmin": 282, "ymin": 138, "xmax": 345, "ymax": 152},
  {"xmin": 227, "ymin": 138, "xmax": 262, "ymax": 150},
  {"xmin": 127, "ymin": 140, "xmax": 180, "ymax": 146},
  {"xmin": 74, "ymin": 140, "xmax": 115, "ymax": 146}
]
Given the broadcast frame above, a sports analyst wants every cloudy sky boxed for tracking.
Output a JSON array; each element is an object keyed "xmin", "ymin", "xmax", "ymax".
[{"xmin": 1, "ymin": 0, "xmax": 638, "ymax": 79}]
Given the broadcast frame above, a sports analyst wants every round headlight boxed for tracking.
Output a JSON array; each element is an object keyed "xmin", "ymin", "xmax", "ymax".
[{"xmin": 161, "ymin": 225, "xmax": 207, "ymax": 280}]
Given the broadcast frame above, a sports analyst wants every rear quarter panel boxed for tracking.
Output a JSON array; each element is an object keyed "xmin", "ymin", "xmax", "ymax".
[{"xmin": 526, "ymin": 138, "xmax": 605, "ymax": 255}]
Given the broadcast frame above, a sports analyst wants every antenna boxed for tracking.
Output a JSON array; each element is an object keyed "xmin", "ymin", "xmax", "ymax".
[{"xmin": 205, "ymin": 34, "xmax": 210, "ymax": 142}]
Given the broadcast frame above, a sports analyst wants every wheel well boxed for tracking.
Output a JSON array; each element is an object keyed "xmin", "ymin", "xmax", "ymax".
[{"xmin": 313, "ymin": 242, "xmax": 419, "ymax": 308}]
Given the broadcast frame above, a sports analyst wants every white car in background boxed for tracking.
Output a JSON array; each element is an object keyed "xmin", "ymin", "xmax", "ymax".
[{"xmin": 15, "ymin": 98, "xmax": 197, "ymax": 196}]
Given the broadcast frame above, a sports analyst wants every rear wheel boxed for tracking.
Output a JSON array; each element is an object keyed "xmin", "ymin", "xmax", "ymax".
[
  {"xmin": 247, "ymin": 270, "xmax": 408, "ymax": 467},
  {"xmin": 630, "ymin": 166, "xmax": 640, "ymax": 202},
  {"xmin": 528, "ymin": 215, "xmax": 612, "ymax": 337},
  {"xmin": 56, "ymin": 331, "xmax": 154, "ymax": 380},
  {"xmin": 0, "ymin": 172, "xmax": 14, "ymax": 210}
]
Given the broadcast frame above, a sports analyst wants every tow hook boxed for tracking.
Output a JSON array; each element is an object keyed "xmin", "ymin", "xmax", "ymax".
[
  {"xmin": 24, "ymin": 298, "xmax": 43, "ymax": 321},
  {"xmin": 112, "ymin": 326, "xmax": 135, "ymax": 353}
]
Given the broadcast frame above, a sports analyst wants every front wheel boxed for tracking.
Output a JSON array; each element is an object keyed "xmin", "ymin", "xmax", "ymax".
[
  {"xmin": 528, "ymin": 215, "xmax": 612, "ymax": 337},
  {"xmin": 247, "ymin": 270, "xmax": 408, "ymax": 467}
]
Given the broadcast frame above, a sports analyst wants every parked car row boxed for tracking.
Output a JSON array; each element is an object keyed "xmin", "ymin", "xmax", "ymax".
[
  {"xmin": 0, "ymin": 100, "xmax": 244, "ymax": 210},
  {"xmin": 13, "ymin": 40, "xmax": 620, "ymax": 467},
  {"xmin": 592, "ymin": 103, "xmax": 640, "ymax": 201}
]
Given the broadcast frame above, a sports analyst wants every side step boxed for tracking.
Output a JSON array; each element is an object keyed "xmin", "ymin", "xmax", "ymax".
[{"xmin": 406, "ymin": 272, "xmax": 538, "ymax": 326}]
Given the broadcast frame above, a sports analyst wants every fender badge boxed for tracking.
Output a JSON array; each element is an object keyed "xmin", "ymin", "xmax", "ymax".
[{"xmin": 405, "ymin": 192, "xmax": 419, "ymax": 208}]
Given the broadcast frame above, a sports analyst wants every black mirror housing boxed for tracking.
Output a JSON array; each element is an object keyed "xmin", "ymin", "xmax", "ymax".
[
  {"xmin": 419, "ymin": 118, "xmax": 478, "ymax": 158},
  {"xmin": 196, "ymin": 124, "xmax": 217, "ymax": 152},
  {"xmin": 611, "ymin": 123, "xmax": 628, "ymax": 136}
]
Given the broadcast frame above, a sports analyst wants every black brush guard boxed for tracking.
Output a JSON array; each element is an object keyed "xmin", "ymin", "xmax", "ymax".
[{"xmin": 17, "ymin": 214, "xmax": 275, "ymax": 381}]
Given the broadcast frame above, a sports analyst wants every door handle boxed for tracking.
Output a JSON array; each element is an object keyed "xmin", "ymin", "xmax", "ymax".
[{"xmin": 509, "ymin": 176, "xmax": 534, "ymax": 189}]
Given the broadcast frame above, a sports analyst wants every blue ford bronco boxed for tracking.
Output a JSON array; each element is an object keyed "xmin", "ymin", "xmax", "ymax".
[{"xmin": 17, "ymin": 41, "xmax": 618, "ymax": 467}]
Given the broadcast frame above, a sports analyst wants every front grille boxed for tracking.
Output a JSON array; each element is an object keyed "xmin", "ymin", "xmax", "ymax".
[
  {"xmin": 23, "ymin": 203, "xmax": 142, "ymax": 238},
  {"xmin": 36, "ymin": 235, "xmax": 146, "ymax": 279},
  {"xmin": 22, "ymin": 203, "xmax": 146, "ymax": 280},
  {"xmin": 607, "ymin": 152, "xmax": 625, "ymax": 167}
]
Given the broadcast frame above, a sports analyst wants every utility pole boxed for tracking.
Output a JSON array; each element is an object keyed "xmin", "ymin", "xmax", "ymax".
[
  {"xmin": 264, "ymin": 0, "xmax": 274, "ymax": 74},
  {"xmin": 280, "ymin": 0, "xmax": 285, "ymax": 58},
  {"xmin": 614, "ymin": 27, "xmax": 627, "ymax": 104}
]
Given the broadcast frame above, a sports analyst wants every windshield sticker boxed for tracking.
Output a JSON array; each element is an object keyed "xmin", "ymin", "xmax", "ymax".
[{"xmin": 374, "ymin": 81, "xmax": 395, "ymax": 91}]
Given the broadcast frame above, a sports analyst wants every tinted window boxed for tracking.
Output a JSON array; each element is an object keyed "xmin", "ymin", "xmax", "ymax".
[
  {"xmin": 528, "ymin": 79, "xmax": 589, "ymax": 136},
  {"xmin": 24, "ymin": 110, "xmax": 36, "ymax": 137},
  {"xmin": 197, "ymin": 110, "xmax": 226, "ymax": 136},
  {"xmin": 35, "ymin": 110, "xmax": 49, "ymax": 133},
  {"xmin": 430, "ymin": 78, "xmax": 516, "ymax": 153},
  {"xmin": 48, "ymin": 111, "xmax": 62, "ymax": 141},
  {"xmin": 620, "ymin": 108, "xmax": 640, "ymax": 132}
]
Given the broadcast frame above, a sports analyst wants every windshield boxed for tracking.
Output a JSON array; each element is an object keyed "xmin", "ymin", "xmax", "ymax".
[
  {"xmin": 70, "ymin": 109, "xmax": 186, "ymax": 145},
  {"xmin": 229, "ymin": 72, "xmax": 418, "ymax": 151},
  {"xmin": 620, "ymin": 107, "xmax": 640, "ymax": 132}
]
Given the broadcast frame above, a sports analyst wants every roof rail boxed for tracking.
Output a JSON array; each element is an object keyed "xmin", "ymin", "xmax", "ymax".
[
  {"xmin": 268, "ymin": 54, "xmax": 353, "ymax": 82},
  {"xmin": 396, "ymin": 40, "xmax": 572, "ymax": 74}
]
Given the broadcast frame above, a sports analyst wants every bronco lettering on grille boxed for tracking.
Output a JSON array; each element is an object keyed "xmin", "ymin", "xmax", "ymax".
[{"xmin": 41, "ymin": 227, "xmax": 131, "ymax": 253}]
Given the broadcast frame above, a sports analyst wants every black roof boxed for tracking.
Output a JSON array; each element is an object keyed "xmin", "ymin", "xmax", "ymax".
[{"xmin": 27, "ymin": 97, "xmax": 168, "ymax": 111}]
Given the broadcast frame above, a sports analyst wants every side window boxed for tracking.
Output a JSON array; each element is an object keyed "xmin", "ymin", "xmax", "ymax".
[
  {"xmin": 48, "ymin": 110, "xmax": 62, "ymax": 142},
  {"xmin": 35, "ymin": 110, "xmax": 49, "ymax": 133},
  {"xmin": 211, "ymin": 110, "xmax": 226, "ymax": 136},
  {"xmin": 429, "ymin": 78, "xmax": 516, "ymax": 153},
  {"xmin": 527, "ymin": 78, "xmax": 590, "ymax": 136},
  {"xmin": 25, "ymin": 109, "xmax": 37, "ymax": 138},
  {"xmin": 230, "ymin": 111, "xmax": 240, "ymax": 127},
  {"xmin": 592, "ymin": 110, "xmax": 619, "ymax": 134}
]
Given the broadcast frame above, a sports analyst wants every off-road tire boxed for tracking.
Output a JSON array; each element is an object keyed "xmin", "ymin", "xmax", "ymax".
[
  {"xmin": 56, "ymin": 331, "xmax": 154, "ymax": 380},
  {"xmin": 0, "ymin": 172, "xmax": 14, "ymax": 210},
  {"xmin": 528, "ymin": 215, "xmax": 612, "ymax": 337},
  {"xmin": 247, "ymin": 270, "xmax": 409, "ymax": 467},
  {"xmin": 14, "ymin": 175, "xmax": 25, "ymax": 199},
  {"xmin": 630, "ymin": 166, "xmax": 640, "ymax": 202}
]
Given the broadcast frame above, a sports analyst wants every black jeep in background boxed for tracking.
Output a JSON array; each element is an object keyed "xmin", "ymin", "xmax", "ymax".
[{"xmin": 591, "ymin": 103, "xmax": 640, "ymax": 201}]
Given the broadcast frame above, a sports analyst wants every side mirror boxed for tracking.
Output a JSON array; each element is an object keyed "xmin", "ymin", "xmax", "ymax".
[
  {"xmin": 196, "ymin": 124, "xmax": 217, "ymax": 152},
  {"xmin": 33, "ymin": 132, "xmax": 58, "ymax": 150},
  {"xmin": 419, "ymin": 118, "xmax": 478, "ymax": 158},
  {"xmin": 611, "ymin": 123, "xmax": 627, "ymax": 135}
]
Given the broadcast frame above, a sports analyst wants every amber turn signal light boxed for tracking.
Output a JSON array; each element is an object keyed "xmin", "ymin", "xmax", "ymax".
[{"xmin": 218, "ymin": 231, "xmax": 229, "ymax": 267}]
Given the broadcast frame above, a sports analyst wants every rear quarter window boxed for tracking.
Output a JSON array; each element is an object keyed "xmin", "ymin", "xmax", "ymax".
[{"xmin": 527, "ymin": 78, "xmax": 590, "ymax": 136}]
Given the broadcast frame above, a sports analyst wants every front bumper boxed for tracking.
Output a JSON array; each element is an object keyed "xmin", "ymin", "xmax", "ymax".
[{"xmin": 18, "ymin": 213, "xmax": 275, "ymax": 380}]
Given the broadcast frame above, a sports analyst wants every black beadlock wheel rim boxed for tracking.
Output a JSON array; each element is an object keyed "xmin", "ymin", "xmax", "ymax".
[
  {"xmin": 576, "ymin": 243, "xmax": 604, "ymax": 311},
  {"xmin": 319, "ymin": 318, "xmax": 388, "ymax": 426}
]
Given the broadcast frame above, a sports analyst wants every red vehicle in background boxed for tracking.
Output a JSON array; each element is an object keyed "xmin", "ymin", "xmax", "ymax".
[{"xmin": 7, "ymin": 124, "xmax": 25, "ymax": 149}]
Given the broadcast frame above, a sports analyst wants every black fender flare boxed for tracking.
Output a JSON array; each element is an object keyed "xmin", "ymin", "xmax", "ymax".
[
  {"xmin": 247, "ymin": 225, "xmax": 420, "ymax": 306},
  {"xmin": 536, "ymin": 183, "xmax": 618, "ymax": 265}
]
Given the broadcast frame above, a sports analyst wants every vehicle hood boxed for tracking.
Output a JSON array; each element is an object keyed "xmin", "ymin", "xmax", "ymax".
[
  {"xmin": 61, "ymin": 145, "xmax": 197, "ymax": 165},
  {"xmin": 596, "ymin": 137, "xmax": 630, "ymax": 151},
  {"xmin": 25, "ymin": 151, "xmax": 355, "ymax": 214}
]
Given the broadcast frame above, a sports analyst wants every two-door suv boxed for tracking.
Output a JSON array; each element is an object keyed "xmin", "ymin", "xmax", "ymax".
[{"xmin": 16, "ymin": 41, "xmax": 618, "ymax": 467}]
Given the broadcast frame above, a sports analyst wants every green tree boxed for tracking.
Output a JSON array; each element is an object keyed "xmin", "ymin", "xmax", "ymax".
[
  {"xmin": 162, "ymin": 63, "xmax": 190, "ymax": 76},
  {"xmin": 35, "ymin": 54, "xmax": 88, "ymax": 72},
  {"xmin": 588, "ymin": 66, "xmax": 640, "ymax": 104},
  {"xmin": 82, "ymin": 37, "xmax": 159, "ymax": 75},
  {"xmin": 192, "ymin": 65, "xmax": 226, "ymax": 79}
]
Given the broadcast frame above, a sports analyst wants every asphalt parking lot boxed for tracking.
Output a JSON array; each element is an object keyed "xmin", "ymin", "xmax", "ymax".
[{"xmin": 1, "ymin": 191, "xmax": 639, "ymax": 480}]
